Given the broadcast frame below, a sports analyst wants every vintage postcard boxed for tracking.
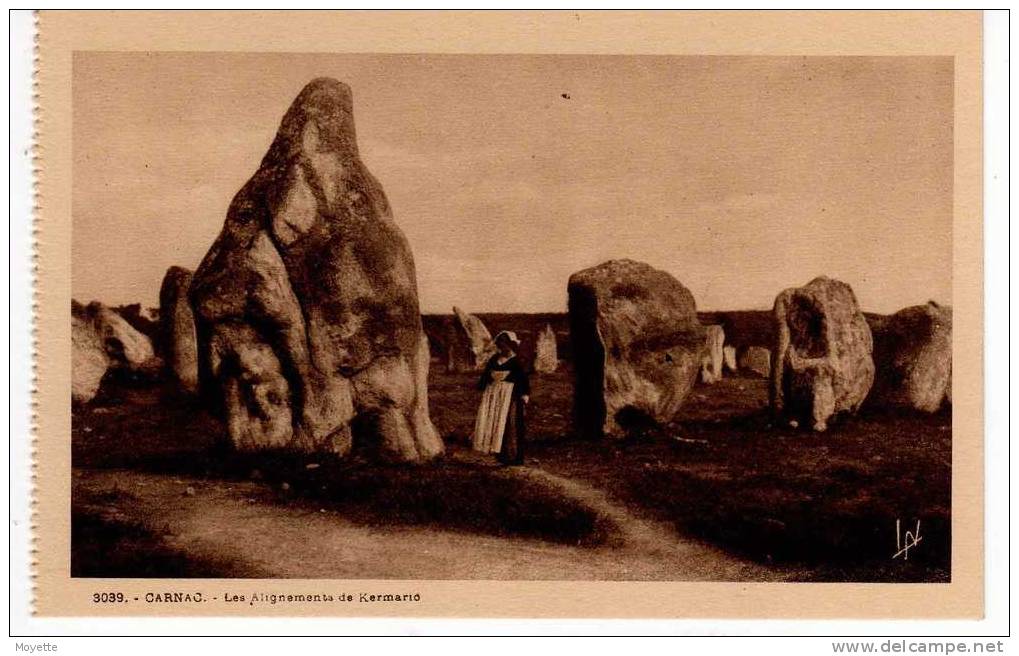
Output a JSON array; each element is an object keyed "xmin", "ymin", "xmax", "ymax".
[{"xmin": 32, "ymin": 10, "xmax": 983, "ymax": 618}]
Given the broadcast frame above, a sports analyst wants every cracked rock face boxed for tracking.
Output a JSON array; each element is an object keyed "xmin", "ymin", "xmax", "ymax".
[
  {"xmin": 769, "ymin": 276, "xmax": 874, "ymax": 431},
  {"xmin": 190, "ymin": 78, "xmax": 442, "ymax": 462},
  {"xmin": 159, "ymin": 266, "xmax": 199, "ymax": 393},
  {"xmin": 870, "ymin": 301, "xmax": 952, "ymax": 413},
  {"xmin": 568, "ymin": 259, "xmax": 705, "ymax": 438}
]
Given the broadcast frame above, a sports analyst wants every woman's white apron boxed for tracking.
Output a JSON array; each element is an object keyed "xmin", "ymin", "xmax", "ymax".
[{"xmin": 472, "ymin": 370, "xmax": 514, "ymax": 453}]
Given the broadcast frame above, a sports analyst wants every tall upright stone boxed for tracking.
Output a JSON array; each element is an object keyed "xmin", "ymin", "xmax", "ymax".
[
  {"xmin": 158, "ymin": 266, "xmax": 199, "ymax": 393},
  {"xmin": 699, "ymin": 324, "xmax": 725, "ymax": 384},
  {"xmin": 870, "ymin": 301, "xmax": 952, "ymax": 412},
  {"xmin": 190, "ymin": 78, "xmax": 442, "ymax": 462},
  {"xmin": 770, "ymin": 276, "xmax": 874, "ymax": 431},
  {"xmin": 568, "ymin": 259, "xmax": 705, "ymax": 437},
  {"xmin": 447, "ymin": 306, "xmax": 495, "ymax": 373},
  {"xmin": 533, "ymin": 323, "xmax": 559, "ymax": 373}
]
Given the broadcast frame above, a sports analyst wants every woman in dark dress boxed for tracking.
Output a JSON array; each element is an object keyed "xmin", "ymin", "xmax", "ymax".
[{"xmin": 475, "ymin": 331, "xmax": 530, "ymax": 465}]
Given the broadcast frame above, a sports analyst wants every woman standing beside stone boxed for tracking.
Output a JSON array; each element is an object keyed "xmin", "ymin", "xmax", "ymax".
[{"xmin": 472, "ymin": 331, "xmax": 530, "ymax": 465}]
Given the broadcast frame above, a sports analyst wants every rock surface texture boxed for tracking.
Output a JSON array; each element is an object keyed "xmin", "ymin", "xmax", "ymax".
[
  {"xmin": 72, "ymin": 314, "xmax": 110, "ymax": 404},
  {"xmin": 739, "ymin": 346, "xmax": 771, "ymax": 378},
  {"xmin": 699, "ymin": 325, "xmax": 725, "ymax": 384},
  {"xmin": 447, "ymin": 306, "xmax": 495, "ymax": 372},
  {"xmin": 568, "ymin": 259, "xmax": 705, "ymax": 438},
  {"xmin": 533, "ymin": 324, "xmax": 559, "ymax": 373},
  {"xmin": 159, "ymin": 266, "xmax": 200, "ymax": 393},
  {"xmin": 770, "ymin": 276, "xmax": 874, "ymax": 431},
  {"xmin": 870, "ymin": 301, "xmax": 952, "ymax": 412},
  {"xmin": 190, "ymin": 78, "xmax": 442, "ymax": 462}
]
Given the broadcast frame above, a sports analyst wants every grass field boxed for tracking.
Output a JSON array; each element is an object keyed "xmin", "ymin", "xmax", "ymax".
[{"xmin": 72, "ymin": 364, "xmax": 950, "ymax": 582}]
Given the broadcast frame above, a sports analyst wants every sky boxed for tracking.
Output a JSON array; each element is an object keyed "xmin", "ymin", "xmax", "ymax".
[{"xmin": 72, "ymin": 53, "xmax": 953, "ymax": 314}]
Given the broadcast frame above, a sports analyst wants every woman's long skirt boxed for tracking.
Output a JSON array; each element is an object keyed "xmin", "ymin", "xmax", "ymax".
[
  {"xmin": 472, "ymin": 381, "xmax": 515, "ymax": 453},
  {"xmin": 497, "ymin": 397, "xmax": 526, "ymax": 465}
]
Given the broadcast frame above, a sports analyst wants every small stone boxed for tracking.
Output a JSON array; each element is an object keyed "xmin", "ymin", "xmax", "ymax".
[
  {"xmin": 533, "ymin": 323, "xmax": 559, "ymax": 373},
  {"xmin": 699, "ymin": 325, "xmax": 725, "ymax": 384},
  {"xmin": 723, "ymin": 345, "xmax": 738, "ymax": 374},
  {"xmin": 184, "ymin": 486, "xmax": 195, "ymax": 496},
  {"xmin": 738, "ymin": 346, "xmax": 771, "ymax": 378},
  {"xmin": 305, "ymin": 463, "xmax": 320, "ymax": 470},
  {"xmin": 281, "ymin": 482, "xmax": 290, "ymax": 491}
]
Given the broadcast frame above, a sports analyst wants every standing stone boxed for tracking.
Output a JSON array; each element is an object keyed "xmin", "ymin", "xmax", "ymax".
[
  {"xmin": 447, "ymin": 306, "xmax": 495, "ymax": 373},
  {"xmin": 770, "ymin": 276, "xmax": 874, "ymax": 431},
  {"xmin": 158, "ymin": 266, "xmax": 199, "ymax": 393},
  {"xmin": 87, "ymin": 301, "xmax": 157, "ymax": 372},
  {"xmin": 723, "ymin": 345, "xmax": 738, "ymax": 373},
  {"xmin": 72, "ymin": 300, "xmax": 160, "ymax": 402},
  {"xmin": 870, "ymin": 301, "xmax": 952, "ymax": 412},
  {"xmin": 190, "ymin": 78, "xmax": 442, "ymax": 462},
  {"xmin": 534, "ymin": 323, "xmax": 559, "ymax": 373},
  {"xmin": 739, "ymin": 346, "xmax": 771, "ymax": 378},
  {"xmin": 699, "ymin": 325, "xmax": 725, "ymax": 384},
  {"xmin": 568, "ymin": 259, "xmax": 705, "ymax": 438},
  {"xmin": 72, "ymin": 312, "xmax": 109, "ymax": 404}
]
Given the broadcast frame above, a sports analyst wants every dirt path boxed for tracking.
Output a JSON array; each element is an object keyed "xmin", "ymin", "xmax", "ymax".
[
  {"xmin": 501, "ymin": 466, "xmax": 786, "ymax": 580},
  {"xmin": 75, "ymin": 467, "xmax": 790, "ymax": 581}
]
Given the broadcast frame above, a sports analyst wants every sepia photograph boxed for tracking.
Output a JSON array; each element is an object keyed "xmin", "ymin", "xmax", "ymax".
[{"xmin": 68, "ymin": 51, "xmax": 956, "ymax": 585}]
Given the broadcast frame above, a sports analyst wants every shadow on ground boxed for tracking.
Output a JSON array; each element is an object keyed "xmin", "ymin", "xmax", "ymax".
[
  {"xmin": 528, "ymin": 379, "xmax": 951, "ymax": 582},
  {"xmin": 73, "ymin": 370, "xmax": 951, "ymax": 582},
  {"xmin": 72, "ymin": 486, "xmax": 263, "ymax": 578}
]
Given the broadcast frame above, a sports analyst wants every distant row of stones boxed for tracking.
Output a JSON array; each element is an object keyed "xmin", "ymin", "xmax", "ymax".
[
  {"xmin": 70, "ymin": 77, "xmax": 952, "ymax": 462},
  {"xmin": 440, "ymin": 306, "xmax": 560, "ymax": 374}
]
